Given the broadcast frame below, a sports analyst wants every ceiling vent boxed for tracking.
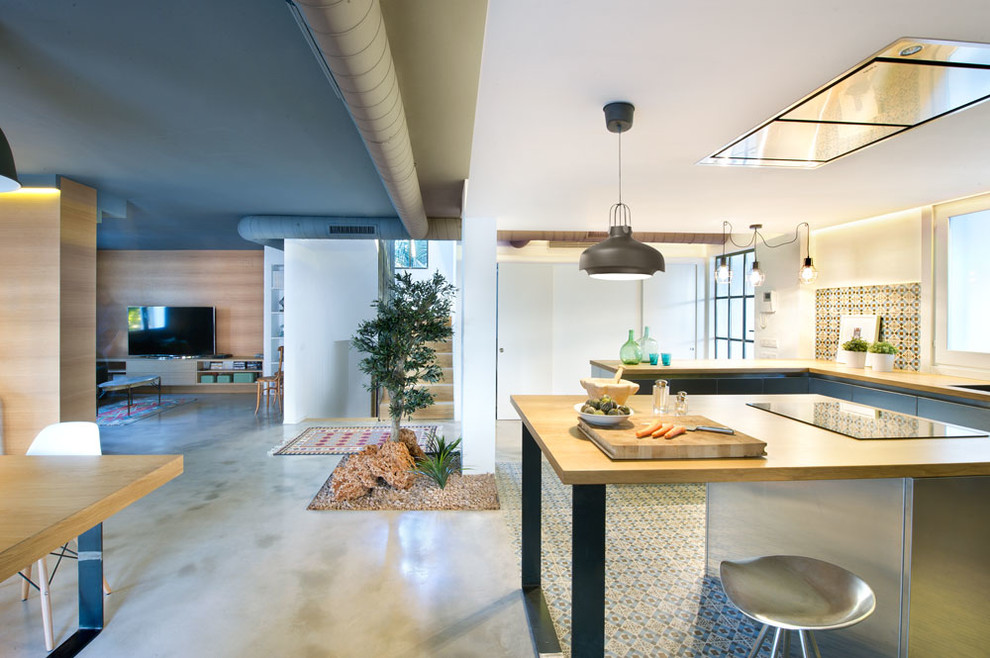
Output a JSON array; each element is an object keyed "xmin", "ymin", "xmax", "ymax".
[
  {"xmin": 327, "ymin": 225, "xmax": 376, "ymax": 236},
  {"xmin": 700, "ymin": 38, "xmax": 990, "ymax": 168}
]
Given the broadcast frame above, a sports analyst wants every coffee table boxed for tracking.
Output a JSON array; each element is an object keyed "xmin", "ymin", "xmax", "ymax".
[{"xmin": 97, "ymin": 375, "xmax": 162, "ymax": 415}]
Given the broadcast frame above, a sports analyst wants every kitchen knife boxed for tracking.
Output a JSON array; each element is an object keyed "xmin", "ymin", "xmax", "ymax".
[{"xmin": 682, "ymin": 425, "xmax": 735, "ymax": 435}]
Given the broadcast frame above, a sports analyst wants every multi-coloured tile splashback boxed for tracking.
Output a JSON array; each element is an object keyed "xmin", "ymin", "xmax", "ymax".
[{"xmin": 815, "ymin": 283, "xmax": 921, "ymax": 371}]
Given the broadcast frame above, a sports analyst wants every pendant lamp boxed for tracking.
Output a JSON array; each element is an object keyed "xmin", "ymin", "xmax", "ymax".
[
  {"xmin": 0, "ymin": 126, "xmax": 21, "ymax": 193},
  {"xmin": 579, "ymin": 102, "xmax": 664, "ymax": 280}
]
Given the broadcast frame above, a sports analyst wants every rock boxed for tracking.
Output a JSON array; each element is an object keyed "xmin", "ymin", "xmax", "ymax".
[
  {"xmin": 330, "ymin": 446, "xmax": 380, "ymax": 501},
  {"xmin": 368, "ymin": 441, "xmax": 416, "ymax": 490},
  {"xmin": 330, "ymin": 442, "xmax": 417, "ymax": 501},
  {"xmin": 396, "ymin": 428, "xmax": 427, "ymax": 461}
]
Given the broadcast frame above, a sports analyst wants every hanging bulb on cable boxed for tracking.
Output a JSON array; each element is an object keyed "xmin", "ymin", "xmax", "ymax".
[
  {"xmin": 798, "ymin": 223, "xmax": 818, "ymax": 284},
  {"xmin": 715, "ymin": 221, "xmax": 733, "ymax": 283},
  {"xmin": 799, "ymin": 257, "xmax": 819, "ymax": 284},
  {"xmin": 748, "ymin": 260, "xmax": 766, "ymax": 287},
  {"xmin": 715, "ymin": 256, "xmax": 733, "ymax": 284}
]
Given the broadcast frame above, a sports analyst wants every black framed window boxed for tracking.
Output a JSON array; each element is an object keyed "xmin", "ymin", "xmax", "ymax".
[{"xmin": 713, "ymin": 249, "xmax": 756, "ymax": 359}]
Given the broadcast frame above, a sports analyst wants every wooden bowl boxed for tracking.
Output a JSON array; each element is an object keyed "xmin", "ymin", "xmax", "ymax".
[{"xmin": 579, "ymin": 378, "xmax": 640, "ymax": 405}]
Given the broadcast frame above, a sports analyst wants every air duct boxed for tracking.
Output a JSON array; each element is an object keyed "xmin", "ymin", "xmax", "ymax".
[
  {"xmin": 238, "ymin": 215, "xmax": 410, "ymax": 249},
  {"xmin": 289, "ymin": 0, "xmax": 429, "ymax": 239}
]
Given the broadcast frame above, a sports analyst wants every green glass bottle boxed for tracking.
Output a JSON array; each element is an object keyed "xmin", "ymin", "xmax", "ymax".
[
  {"xmin": 619, "ymin": 329, "xmax": 643, "ymax": 365},
  {"xmin": 639, "ymin": 326, "xmax": 659, "ymax": 363}
]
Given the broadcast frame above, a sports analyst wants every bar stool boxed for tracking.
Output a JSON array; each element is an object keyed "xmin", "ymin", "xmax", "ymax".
[{"xmin": 720, "ymin": 555, "xmax": 876, "ymax": 658}]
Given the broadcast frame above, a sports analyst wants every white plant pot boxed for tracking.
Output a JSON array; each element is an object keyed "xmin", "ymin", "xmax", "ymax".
[
  {"xmin": 845, "ymin": 351, "xmax": 867, "ymax": 368},
  {"xmin": 868, "ymin": 352, "xmax": 896, "ymax": 372}
]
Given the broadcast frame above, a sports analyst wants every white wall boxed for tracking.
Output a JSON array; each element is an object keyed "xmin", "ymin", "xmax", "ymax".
[
  {"xmin": 551, "ymin": 264, "xmax": 641, "ymax": 394},
  {"xmin": 752, "ymin": 210, "xmax": 925, "ymax": 360},
  {"xmin": 460, "ymin": 217, "xmax": 497, "ymax": 473},
  {"xmin": 751, "ymin": 239, "xmax": 809, "ymax": 359},
  {"xmin": 283, "ymin": 239, "xmax": 378, "ymax": 423},
  {"xmin": 811, "ymin": 209, "xmax": 923, "ymax": 288},
  {"xmin": 495, "ymin": 263, "xmax": 553, "ymax": 418}
]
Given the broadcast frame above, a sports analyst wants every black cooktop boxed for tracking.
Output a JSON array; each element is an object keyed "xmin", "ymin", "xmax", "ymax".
[{"xmin": 747, "ymin": 396, "xmax": 989, "ymax": 440}]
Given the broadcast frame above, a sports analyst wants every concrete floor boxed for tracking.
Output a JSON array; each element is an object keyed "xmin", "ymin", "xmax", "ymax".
[{"xmin": 0, "ymin": 395, "xmax": 535, "ymax": 657}]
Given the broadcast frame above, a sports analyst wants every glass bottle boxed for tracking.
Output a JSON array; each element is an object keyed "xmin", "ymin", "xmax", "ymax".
[
  {"xmin": 652, "ymin": 379, "xmax": 669, "ymax": 415},
  {"xmin": 675, "ymin": 391, "xmax": 689, "ymax": 416},
  {"xmin": 619, "ymin": 330, "xmax": 643, "ymax": 365},
  {"xmin": 640, "ymin": 326, "xmax": 659, "ymax": 363}
]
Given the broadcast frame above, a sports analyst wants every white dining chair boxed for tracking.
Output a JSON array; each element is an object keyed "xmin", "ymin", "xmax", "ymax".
[{"xmin": 19, "ymin": 421, "xmax": 111, "ymax": 651}]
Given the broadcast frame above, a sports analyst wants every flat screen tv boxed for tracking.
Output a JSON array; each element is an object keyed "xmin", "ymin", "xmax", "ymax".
[{"xmin": 128, "ymin": 306, "xmax": 216, "ymax": 357}]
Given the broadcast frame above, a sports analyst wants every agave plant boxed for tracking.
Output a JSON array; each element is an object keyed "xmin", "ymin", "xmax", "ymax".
[{"xmin": 412, "ymin": 435, "xmax": 463, "ymax": 489}]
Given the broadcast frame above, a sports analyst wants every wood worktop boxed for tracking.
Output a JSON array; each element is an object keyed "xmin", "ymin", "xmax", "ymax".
[
  {"xmin": 511, "ymin": 394, "xmax": 990, "ymax": 485},
  {"xmin": 590, "ymin": 359, "xmax": 990, "ymax": 403},
  {"xmin": 0, "ymin": 454, "xmax": 183, "ymax": 581}
]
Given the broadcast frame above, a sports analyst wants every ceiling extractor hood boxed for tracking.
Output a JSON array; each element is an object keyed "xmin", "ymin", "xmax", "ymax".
[{"xmin": 700, "ymin": 37, "xmax": 990, "ymax": 169}]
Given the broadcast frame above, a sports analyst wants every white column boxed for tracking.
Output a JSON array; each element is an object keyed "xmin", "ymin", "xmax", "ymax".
[
  {"xmin": 460, "ymin": 217, "xmax": 497, "ymax": 473},
  {"xmin": 283, "ymin": 239, "xmax": 378, "ymax": 423}
]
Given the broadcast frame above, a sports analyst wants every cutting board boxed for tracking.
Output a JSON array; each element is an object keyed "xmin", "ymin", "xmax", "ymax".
[{"xmin": 577, "ymin": 414, "xmax": 766, "ymax": 460}]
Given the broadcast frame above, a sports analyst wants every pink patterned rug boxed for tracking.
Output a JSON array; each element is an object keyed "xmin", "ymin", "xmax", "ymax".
[
  {"xmin": 97, "ymin": 396, "xmax": 197, "ymax": 426},
  {"xmin": 270, "ymin": 425, "xmax": 438, "ymax": 456}
]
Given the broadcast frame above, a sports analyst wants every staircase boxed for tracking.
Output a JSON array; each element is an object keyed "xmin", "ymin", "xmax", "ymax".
[{"xmin": 379, "ymin": 339, "xmax": 454, "ymax": 421}]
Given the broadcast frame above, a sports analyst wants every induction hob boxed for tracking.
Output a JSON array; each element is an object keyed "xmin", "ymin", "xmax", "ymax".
[{"xmin": 747, "ymin": 395, "xmax": 989, "ymax": 440}]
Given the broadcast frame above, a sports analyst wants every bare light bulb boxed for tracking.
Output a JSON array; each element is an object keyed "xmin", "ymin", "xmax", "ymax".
[
  {"xmin": 715, "ymin": 258, "xmax": 732, "ymax": 284},
  {"xmin": 748, "ymin": 261, "xmax": 766, "ymax": 287},
  {"xmin": 799, "ymin": 257, "xmax": 819, "ymax": 284}
]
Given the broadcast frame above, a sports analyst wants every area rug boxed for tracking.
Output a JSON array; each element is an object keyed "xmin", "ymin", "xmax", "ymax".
[
  {"xmin": 495, "ymin": 461, "xmax": 765, "ymax": 657},
  {"xmin": 307, "ymin": 457, "xmax": 499, "ymax": 511},
  {"xmin": 270, "ymin": 424, "xmax": 438, "ymax": 456},
  {"xmin": 96, "ymin": 396, "xmax": 197, "ymax": 427}
]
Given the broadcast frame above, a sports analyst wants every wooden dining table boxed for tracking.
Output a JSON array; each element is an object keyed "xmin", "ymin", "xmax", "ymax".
[{"xmin": 1, "ymin": 454, "xmax": 183, "ymax": 657}]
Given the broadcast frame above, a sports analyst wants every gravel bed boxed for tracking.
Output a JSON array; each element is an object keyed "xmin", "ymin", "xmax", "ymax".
[{"xmin": 308, "ymin": 458, "xmax": 499, "ymax": 511}]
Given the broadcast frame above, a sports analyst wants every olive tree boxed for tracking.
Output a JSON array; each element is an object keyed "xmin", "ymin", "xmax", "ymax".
[{"xmin": 352, "ymin": 271, "xmax": 456, "ymax": 438}]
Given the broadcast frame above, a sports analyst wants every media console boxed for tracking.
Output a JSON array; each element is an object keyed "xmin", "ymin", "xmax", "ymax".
[{"xmin": 100, "ymin": 356, "xmax": 262, "ymax": 392}]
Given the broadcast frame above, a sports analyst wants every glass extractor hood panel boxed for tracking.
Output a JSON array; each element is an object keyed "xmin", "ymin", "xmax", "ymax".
[
  {"xmin": 711, "ymin": 120, "xmax": 904, "ymax": 164},
  {"xmin": 699, "ymin": 38, "xmax": 990, "ymax": 168},
  {"xmin": 781, "ymin": 61, "xmax": 990, "ymax": 126}
]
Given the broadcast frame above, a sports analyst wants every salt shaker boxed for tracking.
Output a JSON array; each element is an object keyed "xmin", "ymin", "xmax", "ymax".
[
  {"xmin": 674, "ymin": 391, "xmax": 689, "ymax": 416},
  {"xmin": 652, "ymin": 379, "xmax": 669, "ymax": 415}
]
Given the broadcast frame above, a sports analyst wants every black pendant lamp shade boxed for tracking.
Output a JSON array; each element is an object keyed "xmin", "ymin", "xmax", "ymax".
[
  {"xmin": 579, "ymin": 223, "xmax": 665, "ymax": 280},
  {"xmin": 0, "ymin": 126, "xmax": 21, "ymax": 193},
  {"xmin": 580, "ymin": 102, "xmax": 664, "ymax": 280}
]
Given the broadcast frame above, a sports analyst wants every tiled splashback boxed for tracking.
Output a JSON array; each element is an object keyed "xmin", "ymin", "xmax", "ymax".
[{"xmin": 815, "ymin": 283, "xmax": 921, "ymax": 371}]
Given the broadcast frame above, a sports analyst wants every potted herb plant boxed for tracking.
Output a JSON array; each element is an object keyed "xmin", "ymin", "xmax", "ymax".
[
  {"xmin": 840, "ymin": 337, "xmax": 869, "ymax": 368},
  {"xmin": 352, "ymin": 271, "xmax": 456, "ymax": 440},
  {"xmin": 867, "ymin": 340, "xmax": 897, "ymax": 372}
]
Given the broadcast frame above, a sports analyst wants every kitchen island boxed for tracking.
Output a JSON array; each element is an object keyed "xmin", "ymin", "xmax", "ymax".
[
  {"xmin": 512, "ymin": 393, "xmax": 990, "ymax": 657},
  {"xmin": 591, "ymin": 358, "xmax": 990, "ymax": 429}
]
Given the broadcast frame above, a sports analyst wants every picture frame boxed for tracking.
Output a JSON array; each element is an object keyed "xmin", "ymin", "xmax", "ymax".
[{"xmin": 836, "ymin": 314, "xmax": 880, "ymax": 361}]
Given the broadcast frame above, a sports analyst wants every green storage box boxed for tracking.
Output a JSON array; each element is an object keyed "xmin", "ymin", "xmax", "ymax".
[
  {"xmin": 233, "ymin": 373, "xmax": 256, "ymax": 383},
  {"xmin": 200, "ymin": 374, "xmax": 216, "ymax": 383},
  {"xmin": 216, "ymin": 374, "xmax": 233, "ymax": 383}
]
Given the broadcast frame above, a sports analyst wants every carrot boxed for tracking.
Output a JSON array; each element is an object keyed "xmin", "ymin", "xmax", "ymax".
[
  {"xmin": 663, "ymin": 426, "xmax": 686, "ymax": 440},
  {"xmin": 635, "ymin": 420, "xmax": 665, "ymax": 438},
  {"xmin": 650, "ymin": 423, "xmax": 674, "ymax": 438}
]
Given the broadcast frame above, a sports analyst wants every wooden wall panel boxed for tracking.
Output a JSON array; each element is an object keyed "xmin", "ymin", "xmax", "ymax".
[
  {"xmin": 0, "ymin": 189, "xmax": 63, "ymax": 455},
  {"xmin": 97, "ymin": 251, "xmax": 264, "ymax": 358},
  {"xmin": 59, "ymin": 179, "xmax": 98, "ymax": 423}
]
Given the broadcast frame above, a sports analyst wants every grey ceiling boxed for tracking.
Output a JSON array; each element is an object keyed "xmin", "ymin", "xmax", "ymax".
[{"xmin": 0, "ymin": 0, "xmax": 398, "ymax": 249}]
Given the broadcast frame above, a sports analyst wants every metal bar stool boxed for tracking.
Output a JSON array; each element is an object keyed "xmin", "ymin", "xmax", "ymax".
[{"xmin": 720, "ymin": 555, "xmax": 876, "ymax": 658}]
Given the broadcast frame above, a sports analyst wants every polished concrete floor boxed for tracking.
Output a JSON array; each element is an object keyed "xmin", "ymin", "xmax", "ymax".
[{"xmin": 0, "ymin": 395, "xmax": 536, "ymax": 657}]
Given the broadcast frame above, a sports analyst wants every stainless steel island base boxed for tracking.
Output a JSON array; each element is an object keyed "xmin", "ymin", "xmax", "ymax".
[{"xmin": 706, "ymin": 476, "xmax": 990, "ymax": 657}]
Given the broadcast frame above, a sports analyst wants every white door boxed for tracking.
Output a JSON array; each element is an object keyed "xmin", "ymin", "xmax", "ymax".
[
  {"xmin": 496, "ymin": 263, "xmax": 554, "ymax": 419},
  {"xmin": 643, "ymin": 261, "xmax": 703, "ymax": 359}
]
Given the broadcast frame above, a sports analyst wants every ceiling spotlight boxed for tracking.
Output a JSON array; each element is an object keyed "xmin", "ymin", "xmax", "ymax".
[
  {"xmin": 899, "ymin": 44, "xmax": 923, "ymax": 56},
  {"xmin": 579, "ymin": 102, "xmax": 665, "ymax": 280}
]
